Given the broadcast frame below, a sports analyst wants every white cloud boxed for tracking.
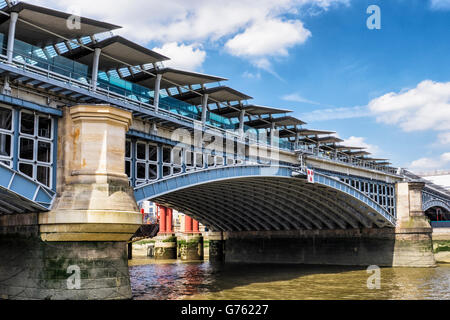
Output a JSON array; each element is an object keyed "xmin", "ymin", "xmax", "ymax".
[
  {"xmin": 368, "ymin": 80, "xmax": 450, "ymax": 169},
  {"xmin": 341, "ymin": 136, "xmax": 380, "ymax": 155},
  {"xmin": 282, "ymin": 93, "xmax": 322, "ymax": 105},
  {"xmin": 410, "ymin": 153, "xmax": 450, "ymax": 172},
  {"xmin": 28, "ymin": 0, "xmax": 348, "ymax": 71},
  {"xmin": 242, "ymin": 71, "xmax": 261, "ymax": 79},
  {"xmin": 152, "ymin": 43, "xmax": 206, "ymax": 71},
  {"xmin": 369, "ymin": 80, "xmax": 450, "ymax": 132},
  {"xmin": 298, "ymin": 106, "xmax": 371, "ymax": 122},
  {"xmin": 438, "ymin": 132, "xmax": 450, "ymax": 145},
  {"xmin": 430, "ymin": 0, "xmax": 450, "ymax": 10},
  {"xmin": 225, "ymin": 19, "xmax": 311, "ymax": 57},
  {"xmin": 28, "ymin": 0, "xmax": 345, "ymax": 43}
]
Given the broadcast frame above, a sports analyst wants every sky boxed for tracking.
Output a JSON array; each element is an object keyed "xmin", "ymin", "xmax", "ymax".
[{"xmin": 27, "ymin": 0, "xmax": 450, "ymax": 173}]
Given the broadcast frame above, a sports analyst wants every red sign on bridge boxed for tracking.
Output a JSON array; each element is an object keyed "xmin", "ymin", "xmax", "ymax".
[{"xmin": 307, "ymin": 169, "xmax": 315, "ymax": 184}]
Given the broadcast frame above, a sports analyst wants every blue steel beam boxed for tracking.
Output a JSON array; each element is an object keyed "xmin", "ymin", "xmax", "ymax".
[
  {"xmin": 134, "ymin": 165, "xmax": 396, "ymax": 230},
  {"xmin": 423, "ymin": 199, "xmax": 450, "ymax": 212},
  {"xmin": 0, "ymin": 163, "xmax": 56, "ymax": 213},
  {"xmin": 0, "ymin": 94, "xmax": 63, "ymax": 117}
]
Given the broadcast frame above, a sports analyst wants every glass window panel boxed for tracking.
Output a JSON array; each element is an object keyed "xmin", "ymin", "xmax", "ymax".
[
  {"xmin": 19, "ymin": 163, "xmax": 33, "ymax": 178},
  {"xmin": 125, "ymin": 140, "xmax": 131, "ymax": 158},
  {"xmin": 149, "ymin": 144, "xmax": 158, "ymax": 162},
  {"xmin": 163, "ymin": 147, "xmax": 171, "ymax": 164},
  {"xmin": 37, "ymin": 166, "xmax": 51, "ymax": 187},
  {"xmin": 37, "ymin": 141, "xmax": 51, "ymax": 163},
  {"xmin": 148, "ymin": 164, "xmax": 158, "ymax": 180},
  {"xmin": 38, "ymin": 117, "xmax": 52, "ymax": 138},
  {"xmin": 0, "ymin": 133, "xmax": 11, "ymax": 157},
  {"xmin": 163, "ymin": 165, "xmax": 171, "ymax": 177},
  {"xmin": 186, "ymin": 151, "xmax": 193, "ymax": 167},
  {"xmin": 136, "ymin": 162, "xmax": 146, "ymax": 179},
  {"xmin": 216, "ymin": 157, "xmax": 224, "ymax": 166},
  {"xmin": 125, "ymin": 160, "xmax": 131, "ymax": 178},
  {"xmin": 136, "ymin": 143, "xmax": 146, "ymax": 160},
  {"xmin": 195, "ymin": 153, "xmax": 203, "ymax": 168},
  {"xmin": 21, "ymin": 113, "xmax": 35, "ymax": 135},
  {"xmin": 173, "ymin": 148, "xmax": 182, "ymax": 166},
  {"xmin": 20, "ymin": 138, "xmax": 34, "ymax": 160},
  {"xmin": 0, "ymin": 160, "xmax": 11, "ymax": 167},
  {"xmin": 208, "ymin": 155, "xmax": 215, "ymax": 166},
  {"xmin": 0, "ymin": 107, "xmax": 12, "ymax": 131}
]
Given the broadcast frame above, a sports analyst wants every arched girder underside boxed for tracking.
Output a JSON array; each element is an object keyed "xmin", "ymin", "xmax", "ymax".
[
  {"xmin": 135, "ymin": 165, "xmax": 396, "ymax": 232},
  {"xmin": 424, "ymin": 200, "xmax": 450, "ymax": 213}
]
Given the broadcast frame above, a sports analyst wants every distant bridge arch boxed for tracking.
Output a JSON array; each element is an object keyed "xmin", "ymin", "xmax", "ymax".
[{"xmin": 134, "ymin": 165, "xmax": 396, "ymax": 232}]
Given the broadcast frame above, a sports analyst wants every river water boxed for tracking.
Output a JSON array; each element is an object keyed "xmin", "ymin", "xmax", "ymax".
[{"xmin": 129, "ymin": 258, "xmax": 450, "ymax": 300}]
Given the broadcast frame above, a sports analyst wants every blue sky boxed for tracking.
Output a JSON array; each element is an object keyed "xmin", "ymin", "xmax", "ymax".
[{"xmin": 31, "ymin": 0, "xmax": 450, "ymax": 172}]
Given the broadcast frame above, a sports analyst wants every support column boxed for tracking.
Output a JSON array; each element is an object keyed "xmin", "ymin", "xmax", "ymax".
[
  {"xmin": 239, "ymin": 109, "xmax": 245, "ymax": 136},
  {"xmin": 166, "ymin": 208, "xmax": 173, "ymax": 234},
  {"xmin": 185, "ymin": 215, "xmax": 193, "ymax": 233},
  {"xmin": 153, "ymin": 73, "xmax": 162, "ymax": 112},
  {"xmin": 206, "ymin": 231, "xmax": 225, "ymax": 262},
  {"xmin": 1, "ymin": 105, "xmax": 142, "ymax": 300},
  {"xmin": 6, "ymin": 12, "xmax": 18, "ymax": 63},
  {"xmin": 201, "ymin": 94, "xmax": 209, "ymax": 125},
  {"xmin": 295, "ymin": 132, "xmax": 300, "ymax": 149},
  {"xmin": 154, "ymin": 206, "xmax": 176, "ymax": 260},
  {"xmin": 270, "ymin": 122, "xmax": 277, "ymax": 146},
  {"xmin": 179, "ymin": 215, "xmax": 203, "ymax": 261},
  {"xmin": 193, "ymin": 219, "xmax": 199, "ymax": 234},
  {"xmin": 158, "ymin": 205, "xmax": 167, "ymax": 235},
  {"xmin": 393, "ymin": 181, "xmax": 436, "ymax": 267},
  {"xmin": 91, "ymin": 48, "xmax": 101, "ymax": 91},
  {"xmin": 3, "ymin": 12, "xmax": 18, "ymax": 95}
]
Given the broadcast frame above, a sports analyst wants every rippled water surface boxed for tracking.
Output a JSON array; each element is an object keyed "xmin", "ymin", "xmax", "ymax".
[{"xmin": 129, "ymin": 258, "xmax": 450, "ymax": 300}]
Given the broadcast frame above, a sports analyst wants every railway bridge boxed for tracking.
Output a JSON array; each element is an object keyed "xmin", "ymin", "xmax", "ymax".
[{"xmin": 0, "ymin": 2, "xmax": 449, "ymax": 300}]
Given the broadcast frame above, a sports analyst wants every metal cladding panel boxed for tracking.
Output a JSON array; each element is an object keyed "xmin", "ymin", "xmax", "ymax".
[
  {"xmin": 9, "ymin": 173, "xmax": 37, "ymax": 200},
  {"xmin": 0, "ymin": 166, "xmax": 14, "ymax": 188},
  {"xmin": 0, "ymin": 164, "xmax": 55, "ymax": 214},
  {"xmin": 34, "ymin": 188, "xmax": 54, "ymax": 206}
]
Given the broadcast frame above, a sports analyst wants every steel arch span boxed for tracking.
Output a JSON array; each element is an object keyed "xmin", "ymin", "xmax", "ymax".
[
  {"xmin": 134, "ymin": 165, "xmax": 396, "ymax": 232},
  {"xmin": 423, "ymin": 199, "xmax": 450, "ymax": 213}
]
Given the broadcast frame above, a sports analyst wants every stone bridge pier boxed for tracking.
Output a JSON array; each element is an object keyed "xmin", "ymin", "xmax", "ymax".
[
  {"xmin": 224, "ymin": 182, "xmax": 435, "ymax": 268},
  {"xmin": 0, "ymin": 105, "xmax": 141, "ymax": 300}
]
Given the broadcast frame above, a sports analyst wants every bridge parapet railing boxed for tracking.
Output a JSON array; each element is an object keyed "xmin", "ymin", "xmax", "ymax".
[
  {"xmin": 0, "ymin": 36, "xmax": 300, "ymax": 155},
  {"xmin": 1, "ymin": 36, "xmax": 401, "ymax": 177},
  {"xmin": 294, "ymin": 142, "xmax": 400, "ymax": 176}
]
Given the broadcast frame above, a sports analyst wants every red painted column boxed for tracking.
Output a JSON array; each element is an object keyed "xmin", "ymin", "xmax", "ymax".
[
  {"xmin": 166, "ymin": 208, "xmax": 173, "ymax": 234},
  {"xmin": 193, "ymin": 219, "xmax": 199, "ymax": 233},
  {"xmin": 159, "ymin": 205, "xmax": 167, "ymax": 234},
  {"xmin": 184, "ymin": 215, "xmax": 193, "ymax": 233}
]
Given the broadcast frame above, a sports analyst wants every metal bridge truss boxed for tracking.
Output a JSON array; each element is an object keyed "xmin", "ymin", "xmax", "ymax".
[
  {"xmin": 423, "ymin": 190, "xmax": 450, "ymax": 213},
  {"xmin": 312, "ymin": 168, "xmax": 397, "ymax": 217},
  {"xmin": 134, "ymin": 165, "xmax": 396, "ymax": 232},
  {"xmin": 0, "ymin": 163, "xmax": 56, "ymax": 215}
]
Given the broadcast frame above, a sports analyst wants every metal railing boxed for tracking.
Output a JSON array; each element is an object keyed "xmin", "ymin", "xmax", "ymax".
[
  {"xmin": 0, "ymin": 36, "xmax": 298, "ymax": 151},
  {"xmin": 295, "ymin": 142, "xmax": 400, "ymax": 175},
  {"xmin": 0, "ymin": 36, "xmax": 400, "ymax": 176}
]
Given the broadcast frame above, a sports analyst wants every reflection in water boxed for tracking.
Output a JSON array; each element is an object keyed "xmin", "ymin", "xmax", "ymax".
[{"xmin": 129, "ymin": 259, "xmax": 450, "ymax": 300}]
